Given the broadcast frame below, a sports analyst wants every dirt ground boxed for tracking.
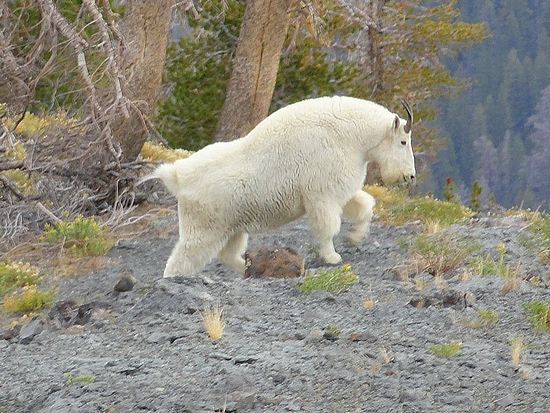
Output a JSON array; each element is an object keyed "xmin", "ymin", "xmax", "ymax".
[{"xmin": 1, "ymin": 203, "xmax": 549, "ymax": 413}]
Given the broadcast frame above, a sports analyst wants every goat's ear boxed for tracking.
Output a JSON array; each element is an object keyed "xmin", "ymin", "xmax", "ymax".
[{"xmin": 393, "ymin": 115, "xmax": 400, "ymax": 131}]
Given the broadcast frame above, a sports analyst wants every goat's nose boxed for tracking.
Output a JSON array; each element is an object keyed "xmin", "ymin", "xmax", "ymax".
[{"xmin": 410, "ymin": 175, "xmax": 415, "ymax": 180}]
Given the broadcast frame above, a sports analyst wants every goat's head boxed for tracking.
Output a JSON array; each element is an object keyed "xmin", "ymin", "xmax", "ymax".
[{"xmin": 370, "ymin": 100, "xmax": 416, "ymax": 186}]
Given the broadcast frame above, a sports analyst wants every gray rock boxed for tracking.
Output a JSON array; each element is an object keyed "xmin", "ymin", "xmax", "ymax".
[
  {"xmin": 145, "ymin": 331, "xmax": 170, "ymax": 344},
  {"xmin": 224, "ymin": 391, "xmax": 256, "ymax": 411},
  {"xmin": 114, "ymin": 274, "xmax": 136, "ymax": 292},
  {"xmin": 305, "ymin": 328, "xmax": 324, "ymax": 344},
  {"xmin": 19, "ymin": 318, "xmax": 44, "ymax": 344}
]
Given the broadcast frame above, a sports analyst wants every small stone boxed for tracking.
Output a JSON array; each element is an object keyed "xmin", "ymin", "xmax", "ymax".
[
  {"xmin": 349, "ymin": 332, "xmax": 377, "ymax": 342},
  {"xmin": 234, "ymin": 355, "xmax": 259, "ymax": 365},
  {"xmin": 2, "ymin": 324, "xmax": 21, "ymax": 341},
  {"xmin": 272, "ymin": 374, "xmax": 286, "ymax": 385},
  {"xmin": 19, "ymin": 317, "xmax": 44, "ymax": 344},
  {"xmin": 114, "ymin": 275, "xmax": 135, "ymax": 292},
  {"xmin": 146, "ymin": 331, "xmax": 170, "ymax": 344},
  {"xmin": 210, "ymin": 352, "xmax": 233, "ymax": 361},
  {"xmin": 399, "ymin": 390, "xmax": 420, "ymax": 402},
  {"xmin": 244, "ymin": 247, "xmax": 305, "ymax": 278},
  {"xmin": 305, "ymin": 328, "xmax": 324, "ymax": 344},
  {"xmin": 224, "ymin": 391, "xmax": 256, "ymax": 411}
]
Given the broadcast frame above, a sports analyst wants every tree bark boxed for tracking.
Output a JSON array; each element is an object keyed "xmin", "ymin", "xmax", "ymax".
[
  {"xmin": 367, "ymin": 0, "xmax": 387, "ymax": 94},
  {"xmin": 115, "ymin": 0, "xmax": 175, "ymax": 161},
  {"xmin": 214, "ymin": 0, "xmax": 293, "ymax": 141}
]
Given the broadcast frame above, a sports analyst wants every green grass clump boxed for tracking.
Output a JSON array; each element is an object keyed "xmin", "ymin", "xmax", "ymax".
[
  {"xmin": 365, "ymin": 185, "xmax": 472, "ymax": 227},
  {"xmin": 64, "ymin": 372, "xmax": 96, "ymax": 385},
  {"xmin": 0, "ymin": 261, "xmax": 41, "ymax": 296},
  {"xmin": 470, "ymin": 242, "xmax": 520, "ymax": 278},
  {"xmin": 431, "ymin": 341, "xmax": 462, "ymax": 358},
  {"xmin": 523, "ymin": 301, "xmax": 550, "ymax": 332},
  {"xmin": 41, "ymin": 214, "xmax": 112, "ymax": 256},
  {"xmin": 297, "ymin": 264, "xmax": 358, "ymax": 294},
  {"xmin": 383, "ymin": 196, "xmax": 472, "ymax": 226},
  {"xmin": 476, "ymin": 308, "xmax": 499, "ymax": 327},
  {"xmin": 2, "ymin": 285, "xmax": 55, "ymax": 314},
  {"xmin": 403, "ymin": 233, "xmax": 480, "ymax": 276}
]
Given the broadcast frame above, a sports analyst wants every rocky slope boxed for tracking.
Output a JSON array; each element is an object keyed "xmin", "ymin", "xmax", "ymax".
[{"xmin": 1, "ymin": 206, "xmax": 549, "ymax": 413}]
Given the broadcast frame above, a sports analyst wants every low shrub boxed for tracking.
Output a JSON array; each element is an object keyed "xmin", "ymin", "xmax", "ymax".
[
  {"xmin": 0, "ymin": 261, "xmax": 41, "ymax": 296},
  {"xmin": 41, "ymin": 214, "xmax": 112, "ymax": 256},
  {"xmin": 3, "ymin": 285, "xmax": 55, "ymax": 314}
]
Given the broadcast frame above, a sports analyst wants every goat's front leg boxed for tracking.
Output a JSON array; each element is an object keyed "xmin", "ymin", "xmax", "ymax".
[
  {"xmin": 305, "ymin": 199, "xmax": 342, "ymax": 264},
  {"xmin": 343, "ymin": 190, "xmax": 375, "ymax": 246}
]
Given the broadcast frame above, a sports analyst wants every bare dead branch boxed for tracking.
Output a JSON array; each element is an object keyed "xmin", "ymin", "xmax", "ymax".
[
  {"xmin": 0, "ymin": 174, "xmax": 25, "ymax": 199},
  {"xmin": 0, "ymin": 160, "xmax": 24, "ymax": 171}
]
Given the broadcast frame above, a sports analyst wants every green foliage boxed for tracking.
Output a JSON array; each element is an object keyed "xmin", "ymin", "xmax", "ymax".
[
  {"xmin": 0, "ymin": 262, "xmax": 41, "ymax": 297},
  {"xmin": 3, "ymin": 285, "xmax": 55, "ymax": 314},
  {"xmin": 64, "ymin": 372, "xmax": 96, "ymax": 385},
  {"xmin": 523, "ymin": 301, "xmax": 550, "ymax": 332},
  {"xmin": 431, "ymin": 341, "xmax": 462, "ymax": 358},
  {"xmin": 469, "ymin": 180, "xmax": 482, "ymax": 211},
  {"xmin": 271, "ymin": 38, "xmax": 360, "ymax": 111},
  {"xmin": 435, "ymin": 0, "xmax": 550, "ymax": 209},
  {"xmin": 157, "ymin": 0, "xmax": 485, "ymax": 153},
  {"xmin": 297, "ymin": 264, "xmax": 358, "ymax": 294},
  {"xmin": 7, "ymin": 1, "xmax": 121, "ymax": 111},
  {"xmin": 41, "ymin": 214, "xmax": 112, "ymax": 257},
  {"xmin": 157, "ymin": 0, "xmax": 360, "ymax": 150}
]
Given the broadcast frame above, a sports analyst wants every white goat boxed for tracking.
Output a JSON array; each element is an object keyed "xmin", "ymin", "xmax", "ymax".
[{"xmin": 146, "ymin": 96, "xmax": 416, "ymax": 277}]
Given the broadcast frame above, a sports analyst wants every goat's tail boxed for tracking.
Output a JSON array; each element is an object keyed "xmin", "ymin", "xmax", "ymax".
[{"xmin": 136, "ymin": 163, "xmax": 180, "ymax": 197}]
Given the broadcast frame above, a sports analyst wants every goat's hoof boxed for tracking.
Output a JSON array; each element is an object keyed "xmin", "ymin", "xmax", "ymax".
[
  {"xmin": 322, "ymin": 252, "xmax": 342, "ymax": 265},
  {"xmin": 346, "ymin": 233, "xmax": 364, "ymax": 246}
]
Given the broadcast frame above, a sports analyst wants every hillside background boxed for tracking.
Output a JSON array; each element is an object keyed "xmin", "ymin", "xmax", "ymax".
[{"xmin": 431, "ymin": 0, "xmax": 550, "ymax": 210}]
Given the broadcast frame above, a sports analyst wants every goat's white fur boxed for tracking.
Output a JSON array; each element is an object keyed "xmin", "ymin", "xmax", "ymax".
[{"xmin": 149, "ymin": 96, "xmax": 416, "ymax": 277}]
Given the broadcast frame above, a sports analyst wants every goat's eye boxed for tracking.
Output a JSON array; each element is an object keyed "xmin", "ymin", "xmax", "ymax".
[{"xmin": 400, "ymin": 140, "xmax": 407, "ymax": 146}]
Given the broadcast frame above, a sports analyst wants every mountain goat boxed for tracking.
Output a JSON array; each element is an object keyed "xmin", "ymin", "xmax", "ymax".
[{"xmin": 147, "ymin": 96, "xmax": 416, "ymax": 277}]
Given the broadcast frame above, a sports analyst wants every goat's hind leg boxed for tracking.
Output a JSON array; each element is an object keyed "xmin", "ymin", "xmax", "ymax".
[
  {"xmin": 163, "ymin": 229, "xmax": 225, "ymax": 278},
  {"xmin": 219, "ymin": 232, "xmax": 248, "ymax": 274},
  {"xmin": 305, "ymin": 199, "xmax": 342, "ymax": 265},
  {"xmin": 343, "ymin": 190, "xmax": 375, "ymax": 246}
]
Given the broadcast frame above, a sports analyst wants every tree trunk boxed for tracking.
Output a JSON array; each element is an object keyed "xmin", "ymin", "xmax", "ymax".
[
  {"xmin": 115, "ymin": 0, "xmax": 175, "ymax": 161},
  {"xmin": 367, "ymin": 0, "xmax": 386, "ymax": 94},
  {"xmin": 214, "ymin": 0, "xmax": 293, "ymax": 141}
]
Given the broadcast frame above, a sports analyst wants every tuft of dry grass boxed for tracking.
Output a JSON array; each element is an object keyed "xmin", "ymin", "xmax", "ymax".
[
  {"xmin": 402, "ymin": 233, "xmax": 480, "ymax": 278},
  {"xmin": 363, "ymin": 297, "xmax": 376, "ymax": 310},
  {"xmin": 200, "ymin": 302, "xmax": 225, "ymax": 341},
  {"xmin": 511, "ymin": 336, "xmax": 524, "ymax": 368},
  {"xmin": 380, "ymin": 347, "xmax": 392, "ymax": 364},
  {"xmin": 423, "ymin": 219, "xmax": 442, "ymax": 234}
]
